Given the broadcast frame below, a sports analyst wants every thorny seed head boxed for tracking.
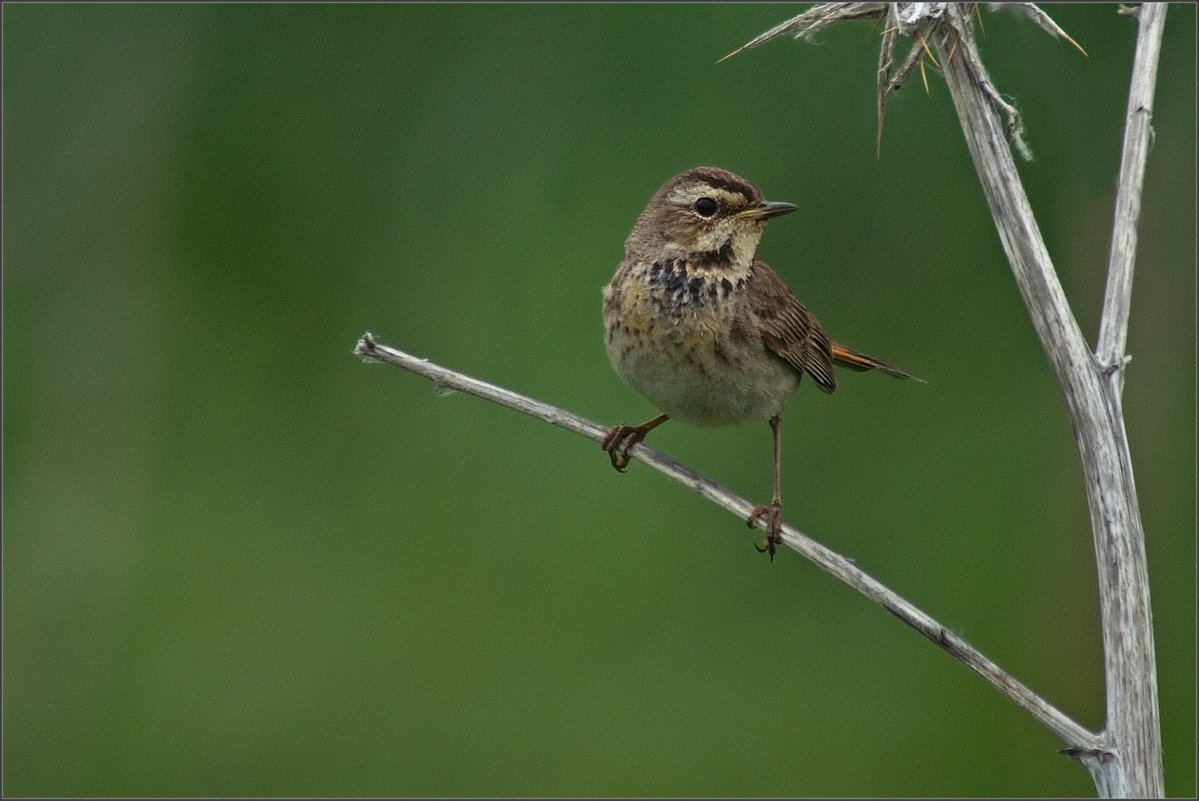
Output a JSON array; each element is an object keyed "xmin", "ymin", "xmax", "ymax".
[{"xmin": 720, "ymin": 2, "xmax": 1085, "ymax": 160}]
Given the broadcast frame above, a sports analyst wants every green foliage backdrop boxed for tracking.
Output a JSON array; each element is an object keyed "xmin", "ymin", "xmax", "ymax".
[{"xmin": 4, "ymin": 4, "xmax": 1194, "ymax": 797}]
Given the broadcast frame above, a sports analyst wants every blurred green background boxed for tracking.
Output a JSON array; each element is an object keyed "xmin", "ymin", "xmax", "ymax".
[{"xmin": 4, "ymin": 3, "xmax": 1194, "ymax": 797}]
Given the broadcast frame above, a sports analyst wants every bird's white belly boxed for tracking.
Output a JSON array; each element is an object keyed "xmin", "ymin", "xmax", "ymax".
[{"xmin": 605, "ymin": 304, "xmax": 798, "ymax": 427}]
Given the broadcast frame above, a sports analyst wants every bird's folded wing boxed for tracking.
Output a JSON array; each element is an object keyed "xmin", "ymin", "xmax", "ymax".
[{"xmin": 748, "ymin": 260, "xmax": 837, "ymax": 394}]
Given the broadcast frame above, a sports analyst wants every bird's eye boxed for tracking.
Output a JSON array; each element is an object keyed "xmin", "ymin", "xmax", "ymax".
[{"xmin": 694, "ymin": 197, "xmax": 717, "ymax": 217}]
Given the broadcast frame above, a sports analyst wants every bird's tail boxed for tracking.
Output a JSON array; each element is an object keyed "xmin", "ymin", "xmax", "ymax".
[{"xmin": 831, "ymin": 342, "xmax": 924, "ymax": 382}]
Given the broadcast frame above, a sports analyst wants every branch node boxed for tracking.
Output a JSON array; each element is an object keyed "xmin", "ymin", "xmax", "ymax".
[
  {"xmin": 1102, "ymin": 354, "xmax": 1133, "ymax": 377},
  {"xmin": 1060, "ymin": 746, "xmax": 1117, "ymax": 765}
]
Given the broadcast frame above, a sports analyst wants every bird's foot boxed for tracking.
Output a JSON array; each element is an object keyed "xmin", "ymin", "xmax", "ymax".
[
  {"xmin": 747, "ymin": 501, "xmax": 784, "ymax": 561},
  {"xmin": 602, "ymin": 423, "xmax": 650, "ymax": 472}
]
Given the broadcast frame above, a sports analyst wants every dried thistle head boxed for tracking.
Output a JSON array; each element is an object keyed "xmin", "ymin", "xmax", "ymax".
[{"xmin": 720, "ymin": 2, "xmax": 1085, "ymax": 160}]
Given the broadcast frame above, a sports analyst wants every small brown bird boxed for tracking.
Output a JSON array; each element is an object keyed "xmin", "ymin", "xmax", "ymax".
[{"xmin": 601, "ymin": 166, "xmax": 917, "ymax": 559}]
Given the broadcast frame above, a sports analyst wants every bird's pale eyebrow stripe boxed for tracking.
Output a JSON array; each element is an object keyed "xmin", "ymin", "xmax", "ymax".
[
  {"xmin": 667, "ymin": 187, "xmax": 700, "ymax": 205},
  {"xmin": 668, "ymin": 185, "xmax": 752, "ymax": 207}
]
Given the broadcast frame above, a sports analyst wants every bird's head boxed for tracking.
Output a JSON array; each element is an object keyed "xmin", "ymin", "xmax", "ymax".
[{"xmin": 626, "ymin": 166, "xmax": 796, "ymax": 270}]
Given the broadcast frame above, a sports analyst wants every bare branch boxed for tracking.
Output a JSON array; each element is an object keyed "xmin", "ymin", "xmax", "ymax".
[
  {"xmin": 354, "ymin": 332, "xmax": 1103, "ymax": 756},
  {"xmin": 1097, "ymin": 3, "xmax": 1168, "ymax": 396},
  {"xmin": 929, "ymin": 7, "xmax": 1162, "ymax": 796}
]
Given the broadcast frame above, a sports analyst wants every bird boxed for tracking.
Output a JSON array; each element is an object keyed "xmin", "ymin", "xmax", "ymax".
[{"xmin": 601, "ymin": 166, "xmax": 918, "ymax": 559}]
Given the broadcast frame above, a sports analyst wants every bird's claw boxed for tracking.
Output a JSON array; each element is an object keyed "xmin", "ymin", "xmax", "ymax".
[
  {"xmin": 601, "ymin": 424, "xmax": 644, "ymax": 472},
  {"xmin": 747, "ymin": 501, "xmax": 783, "ymax": 561}
]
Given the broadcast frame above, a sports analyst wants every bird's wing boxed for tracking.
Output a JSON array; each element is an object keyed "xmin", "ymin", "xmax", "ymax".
[{"xmin": 747, "ymin": 259, "xmax": 837, "ymax": 394}]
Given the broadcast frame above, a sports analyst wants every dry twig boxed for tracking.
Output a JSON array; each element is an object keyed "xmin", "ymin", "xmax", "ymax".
[{"xmin": 355, "ymin": 332, "xmax": 1102, "ymax": 757}]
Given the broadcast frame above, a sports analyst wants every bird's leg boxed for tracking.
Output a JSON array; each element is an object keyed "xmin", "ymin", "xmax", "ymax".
[
  {"xmin": 748, "ymin": 414, "xmax": 785, "ymax": 560},
  {"xmin": 601, "ymin": 414, "xmax": 669, "ymax": 472}
]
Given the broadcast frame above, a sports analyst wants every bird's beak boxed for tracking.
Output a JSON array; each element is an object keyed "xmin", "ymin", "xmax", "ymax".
[{"xmin": 735, "ymin": 201, "xmax": 798, "ymax": 221}]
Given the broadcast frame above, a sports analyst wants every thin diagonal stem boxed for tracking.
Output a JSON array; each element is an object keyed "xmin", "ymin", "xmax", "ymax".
[
  {"xmin": 931, "ymin": 6, "xmax": 1162, "ymax": 794},
  {"xmin": 354, "ymin": 332, "xmax": 1103, "ymax": 755},
  {"xmin": 1097, "ymin": 3, "xmax": 1167, "ymax": 395}
]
